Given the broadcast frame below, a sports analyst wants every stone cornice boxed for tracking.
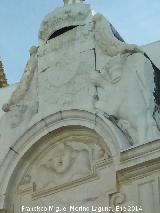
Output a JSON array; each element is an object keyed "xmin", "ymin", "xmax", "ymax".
[
  {"xmin": 120, "ymin": 139, "xmax": 160, "ymax": 168},
  {"xmin": 117, "ymin": 139, "xmax": 160, "ymax": 183},
  {"xmin": 117, "ymin": 157, "xmax": 160, "ymax": 183}
]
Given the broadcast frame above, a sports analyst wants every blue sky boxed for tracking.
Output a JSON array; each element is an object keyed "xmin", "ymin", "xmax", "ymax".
[{"xmin": 0, "ymin": 0, "xmax": 160, "ymax": 84}]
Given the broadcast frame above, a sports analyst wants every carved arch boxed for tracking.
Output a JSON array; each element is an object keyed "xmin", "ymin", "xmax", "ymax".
[{"xmin": 0, "ymin": 110, "xmax": 129, "ymax": 208}]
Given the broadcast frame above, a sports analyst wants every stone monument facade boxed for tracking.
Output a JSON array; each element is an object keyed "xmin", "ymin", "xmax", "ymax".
[{"xmin": 0, "ymin": 1, "xmax": 160, "ymax": 212}]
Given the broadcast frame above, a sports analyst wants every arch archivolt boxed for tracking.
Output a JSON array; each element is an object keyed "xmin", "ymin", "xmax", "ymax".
[{"xmin": 0, "ymin": 110, "xmax": 129, "ymax": 210}]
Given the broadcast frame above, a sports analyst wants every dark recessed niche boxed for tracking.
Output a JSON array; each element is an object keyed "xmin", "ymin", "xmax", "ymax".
[{"xmin": 47, "ymin": 25, "xmax": 79, "ymax": 41}]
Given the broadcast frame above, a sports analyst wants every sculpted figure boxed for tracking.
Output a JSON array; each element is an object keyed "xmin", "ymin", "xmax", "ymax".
[
  {"xmin": 63, "ymin": 0, "xmax": 85, "ymax": 5},
  {"xmin": 92, "ymin": 54, "xmax": 157, "ymax": 144},
  {"xmin": 2, "ymin": 46, "xmax": 38, "ymax": 112},
  {"xmin": 33, "ymin": 143, "xmax": 91, "ymax": 189},
  {"xmin": 93, "ymin": 13, "xmax": 142, "ymax": 57},
  {"xmin": 91, "ymin": 13, "xmax": 158, "ymax": 144}
]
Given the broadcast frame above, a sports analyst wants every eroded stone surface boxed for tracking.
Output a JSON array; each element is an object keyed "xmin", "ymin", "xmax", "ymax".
[
  {"xmin": 0, "ymin": 2, "xmax": 159, "ymax": 148},
  {"xmin": 6, "ymin": 127, "xmax": 115, "ymax": 212},
  {"xmin": 0, "ymin": 1, "xmax": 160, "ymax": 212}
]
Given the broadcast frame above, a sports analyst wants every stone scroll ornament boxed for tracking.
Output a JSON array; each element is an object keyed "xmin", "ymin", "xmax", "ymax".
[
  {"xmin": 110, "ymin": 192, "xmax": 126, "ymax": 213},
  {"xmin": 91, "ymin": 13, "xmax": 160, "ymax": 145}
]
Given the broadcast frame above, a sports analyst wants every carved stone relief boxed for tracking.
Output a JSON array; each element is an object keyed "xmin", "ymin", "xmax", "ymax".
[
  {"xmin": 17, "ymin": 127, "xmax": 111, "ymax": 194},
  {"xmin": 5, "ymin": 127, "xmax": 115, "ymax": 213},
  {"xmin": 91, "ymin": 13, "xmax": 160, "ymax": 145},
  {"xmin": 31, "ymin": 142, "xmax": 92, "ymax": 190},
  {"xmin": 1, "ymin": 2, "xmax": 160, "ymax": 213},
  {"xmin": 29, "ymin": 141, "xmax": 108, "ymax": 191},
  {"xmin": 91, "ymin": 14, "xmax": 160, "ymax": 144},
  {"xmin": 91, "ymin": 52, "xmax": 159, "ymax": 144}
]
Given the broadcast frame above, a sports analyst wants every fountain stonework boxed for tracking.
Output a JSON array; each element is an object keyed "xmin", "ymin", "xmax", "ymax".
[{"xmin": 0, "ymin": 1, "xmax": 160, "ymax": 212}]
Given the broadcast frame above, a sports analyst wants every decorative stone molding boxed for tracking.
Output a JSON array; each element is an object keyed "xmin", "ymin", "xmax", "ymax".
[
  {"xmin": 3, "ymin": 125, "xmax": 117, "ymax": 211},
  {"xmin": 118, "ymin": 157, "xmax": 160, "ymax": 183},
  {"xmin": 110, "ymin": 192, "xmax": 126, "ymax": 213},
  {"xmin": 120, "ymin": 139, "xmax": 160, "ymax": 163},
  {"xmin": 16, "ymin": 126, "xmax": 111, "ymax": 199},
  {"xmin": 0, "ymin": 0, "xmax": 160, "ymax": 212},
  {"xmin": 0, "ymin": 110, "xmax": 128, "ymax": 208}
]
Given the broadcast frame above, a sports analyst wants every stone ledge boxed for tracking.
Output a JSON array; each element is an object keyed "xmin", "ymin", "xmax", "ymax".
[
  {"xmin": 117, "ymin": 157, "xmax": 160, "ymax": 183},
  {"xmin": 119, "ymin": 139, "xmax": 160, "ymax": 168}
]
